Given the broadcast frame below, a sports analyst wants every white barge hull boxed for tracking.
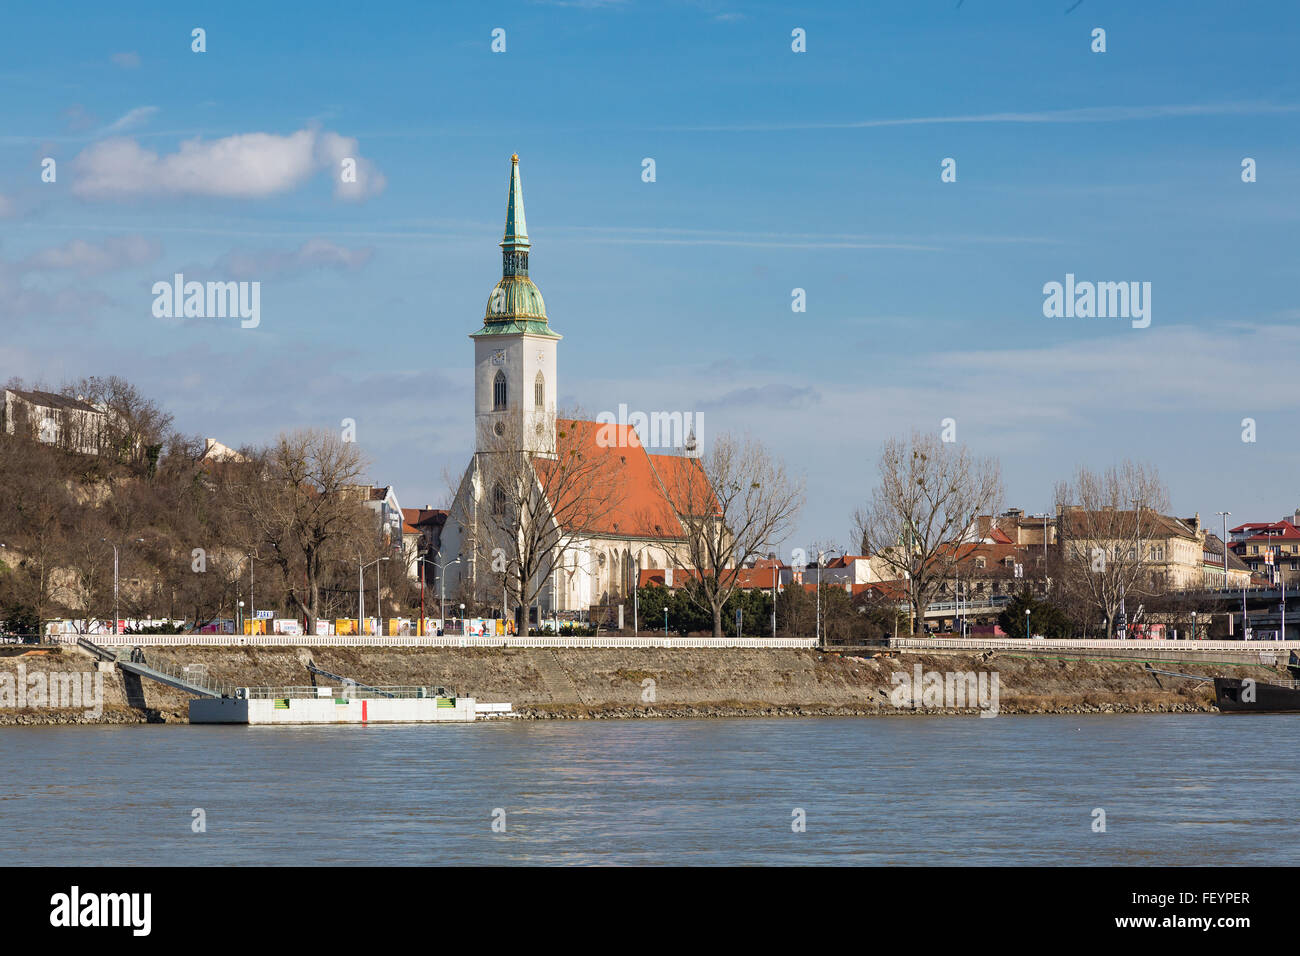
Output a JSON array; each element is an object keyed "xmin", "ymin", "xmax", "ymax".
[{"xmin": 190, "ymin": 696, "xmax": 494, "ymax": 724}]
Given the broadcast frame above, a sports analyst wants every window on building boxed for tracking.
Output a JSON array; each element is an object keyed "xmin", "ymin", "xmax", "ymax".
[
  {"xmin": 535, "ymin": 372, "xmax": 544, "ymax": 408},
  {"xmin": 975, "ymin": 557, "xmax": 986, "ymax": 568},
  {"xmin": 492, "ymin": 483, "xmax": 507, "ymax": 516},
  {"xmin": 493, "ymin": 370, "xmax": 507, "ymax": 410}
]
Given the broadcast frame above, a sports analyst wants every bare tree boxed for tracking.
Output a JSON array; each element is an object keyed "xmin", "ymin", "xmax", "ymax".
[
  {"xmin": 659, "ymin": 433, "xmax": 804, "ymax": 638},
  {"xmin": 854, "ymin": 431, "xmax": 1003, "ymax": 635},
  {"xmin": 65, "ymin": 375, "xmax": 174, "ymax": 468},
  {"xmin": 0, "ymin": 435, "xmax": 72, "ymax": 632},
  {"xmin": 224, "ymin": 429, "xmax": 373, "ymax": 635},
  {"xmin": 1053, "ymin": 461, "xmax": 1170, "ymax": 638},
  {"xmin": 460, "ymin": 414, "xmax": 625, "ymax": 633}
]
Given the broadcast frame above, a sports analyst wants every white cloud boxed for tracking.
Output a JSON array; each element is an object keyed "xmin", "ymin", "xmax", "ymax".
[
  {"xmin": 313, "ymin": 131, "xmax": 387, "ymax": 201},
  {"xmin": 214, "ymin": 238, "xmax": 374, "ymax": 280},
  {"xmin": 71, "ymin": 127, "xmax": 386, "ymax": 201},
  {"xmin": 16, "ymin": 235, "xmax": 162, "ymax": 277},
  {"xmin": 102, "ymin": 106, "xmax": 158, "ymax": 134},
  {"xmin": 700, "ymin": 384, "xmax": 821, "ymax": 411},
  {"xmin": 661, "ymin": 101, "xmax": 1300, "ymax": 133},
  {"xmin": 0, "ymin": 273, "xmax": 112, "ymax": 322},
  {"xmin": 111, "ymin": 51, "xmax": 141, "ymax": 69}
]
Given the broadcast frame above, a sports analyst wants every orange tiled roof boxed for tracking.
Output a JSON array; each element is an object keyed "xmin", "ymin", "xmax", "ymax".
[
  {"xmin": 401, "ymin": 507, "xmax": 447, "ymax": 527},
  {"xmin": 532, "ymin": 420, "xmax": 717, "ymax": 540},
  {"xmin": 854, "ymin": 580, "xmax": 907, "ymax": 600},
  {"xmin": 647, "ymin": 452, "xmax": 720, "ymax": 518},
  {"xmin": 637, "ymin": 566, "xmax": 780, "ymax": 589}
]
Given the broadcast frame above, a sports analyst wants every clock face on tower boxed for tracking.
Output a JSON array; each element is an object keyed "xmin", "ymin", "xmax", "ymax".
[
  {"xmin": 492, "ymin": 349, "xmax": 505, "ymax": 366},
  {"xmin": 537, "ymin": 350, "xmax": 544, "ymax": 363}
]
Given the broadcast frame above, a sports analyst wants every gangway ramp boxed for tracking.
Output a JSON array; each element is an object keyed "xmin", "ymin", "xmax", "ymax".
[{"xmin": 75, "ymin": 637, "xmax": 233, "ymax": 698}]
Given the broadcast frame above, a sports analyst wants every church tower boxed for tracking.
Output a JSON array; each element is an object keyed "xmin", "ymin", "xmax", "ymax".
[{"xmin": 471, "ymin": 154, "xmax": 560, "ymax": 458}]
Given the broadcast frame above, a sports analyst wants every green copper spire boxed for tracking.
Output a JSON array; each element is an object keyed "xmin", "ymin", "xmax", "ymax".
[
  {"xmin": 502, "ymin": 153, "xmax": 530, "ymax": 253},
  {"xmin": 474, "ymin": 153, "xmax": 557, "ymax": 337}
]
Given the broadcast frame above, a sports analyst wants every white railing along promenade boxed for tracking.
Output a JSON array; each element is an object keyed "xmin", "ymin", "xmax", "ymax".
[
  {"xmin": 52, "ymin": 633, "xmax": 819, "ymax": 650},
  {"xmin": 890, "ymin": 637, "xmax": 1300, "ymax": 654}
]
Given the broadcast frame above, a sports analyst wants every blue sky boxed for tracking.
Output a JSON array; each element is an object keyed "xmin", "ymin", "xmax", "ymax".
[{"xmin": 2, "ymin": 0, "xmax": 1299, "ymax": 552}]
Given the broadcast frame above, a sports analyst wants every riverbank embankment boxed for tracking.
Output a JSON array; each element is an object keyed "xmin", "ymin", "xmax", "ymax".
[{"xmin": 0, "ymin": 645, "xmax": 1283, "ymax": 724}]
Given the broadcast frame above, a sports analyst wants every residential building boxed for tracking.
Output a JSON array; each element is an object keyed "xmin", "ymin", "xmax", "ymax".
[
  {"xmin": 1228, "ymin": 519, "xmax": 1300, "ymax": 585},
  {"xmin": 1058, "ymin": 508, "xmax": 1245, "ymax": 591},
  {"xmin": 344, "ymin": 484, "xmax": 405, "ymax": 552},
  {"xmin": 1202, "ymin": 532, "xmax": 1254, "ymax": 588},
  {"xmin": 401, "ymin": 507, "xmax": 448, "ymax": 583},
  {"xmin": 197, "ymin": 437, "xmax": 246, "ymax": 463},
  {"xmin": 2, "ymin": 388, "xmax": 106, "ymax": 455}
]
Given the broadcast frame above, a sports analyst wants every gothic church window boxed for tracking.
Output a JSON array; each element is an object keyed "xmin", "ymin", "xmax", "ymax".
[{"xmin": 494, "ymin": 370, "xmax": 507, "ymax": 410}]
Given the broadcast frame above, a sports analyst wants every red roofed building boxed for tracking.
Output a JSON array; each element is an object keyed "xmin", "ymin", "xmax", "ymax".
[
  {"xmin": 401, "ymin": 507, "xmax": 448, "ymax": 582},
  {"xmin": 440, "ymin": 156, "xmax": 721, "ymax": 618},
  {"xmin": 1229, "ymin": 518, "xmax": 1300, "ymax": 585}
]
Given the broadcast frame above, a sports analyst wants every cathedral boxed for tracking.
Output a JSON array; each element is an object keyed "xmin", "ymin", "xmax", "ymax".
[{"xmin": 440, "ymin": 155, "xmax": 716, "ymax": 621}]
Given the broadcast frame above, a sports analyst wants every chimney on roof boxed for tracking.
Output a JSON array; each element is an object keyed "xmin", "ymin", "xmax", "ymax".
[{"xmin": 1191, "ymin": 513, "xmax": 1201, "ymax": 532}]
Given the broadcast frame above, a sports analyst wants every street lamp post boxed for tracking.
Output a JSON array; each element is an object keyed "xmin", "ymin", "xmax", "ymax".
[
  {"xmin": 359, "ymin": 556, "xmax": 389, "ymax": 636},
  {"xmin": 234, "ymin": 551, "xmax": 260, "ymax": 635},
  {"xmin": 626, "ymin": 544, "xmax": 660, "ymax": 636},
  {"xmin": 433, "ymin": 556, "xmax": 461, "ymax": 634},
  {"xmin": 814, "ymin": 548, "xmax": 842, "ymax": 647},
  {"xmin": 1025, "ymin": 607, "xmax": 1031, "ymax": 639},
  {"xmin": 816, "ymin": 553, "xmax": 822, "ymax": 645},
  {"xmin": 748, "ymin": 542, "xmax": 780, "ymax": 639},
  {"xmin": 101, "ymin": 537, "xmax": 143, "ymax": 636},
  {"xmin": 112, "ymin": 544, "xmax": 119, "ymax": 635},
  {"xmin": 1217, "ymin": 511, "xmax": 1232, "ymax": 590}
]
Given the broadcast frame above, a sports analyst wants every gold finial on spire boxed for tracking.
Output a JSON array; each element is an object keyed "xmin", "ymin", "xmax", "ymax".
[{"xmin": 511, "ymin": 153, "xmax": 519, "ymax": 163}]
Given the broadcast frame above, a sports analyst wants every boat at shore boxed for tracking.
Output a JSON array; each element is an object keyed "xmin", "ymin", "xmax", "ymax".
[
  {"xmin": 1213, "ymin": 677, "xmax": 1300, "ymax": 714},
  {"xmin": 190, "ymin": 685, "xmax": 513, "ymax": 724}
]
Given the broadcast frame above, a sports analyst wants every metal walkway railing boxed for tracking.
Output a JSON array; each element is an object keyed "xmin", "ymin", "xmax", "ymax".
[{"xmin": 76, "ymin": 637, "xmax": 234, "ymax": 698}]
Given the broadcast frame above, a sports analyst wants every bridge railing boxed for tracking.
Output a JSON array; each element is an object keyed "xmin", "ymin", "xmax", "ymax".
[
  {"xmin": 891, "ymin": 636, "xmax": 1300, "ymax": 653},
  {"xmin": 57, "ymin": 633, "xmax": 820, "ymax": 650}
]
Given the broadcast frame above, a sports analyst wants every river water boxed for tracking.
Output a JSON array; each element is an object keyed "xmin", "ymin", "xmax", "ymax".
[{"xmin": 2, "ymin": 715, "xmax": 1295, "ymax": 866}]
